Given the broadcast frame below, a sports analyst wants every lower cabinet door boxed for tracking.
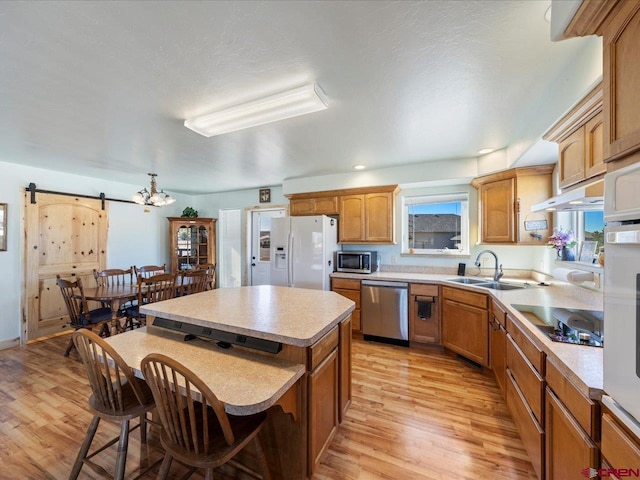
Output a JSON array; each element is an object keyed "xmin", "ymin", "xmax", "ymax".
[
  {"xmin": 506, "ymin": 369, "xmax": 544, "ymax": 479},
  {"xmin": 545, "ymin": 387, "xmax": 598, "ymax": 480},
  {"xmin": 442, "ymin": 298, "xmax": 488, "ymax": 366},
  {"xmin": 309, "ymin": 349, "xmax": 338, "ymax": 474},
  {"xmin": 490, "ymin": 319, "xmax": 506, "ymax": 394}
]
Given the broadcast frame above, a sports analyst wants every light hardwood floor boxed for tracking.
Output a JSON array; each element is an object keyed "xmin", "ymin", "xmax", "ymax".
[{"xmin": 0, "ymin": 334, "xmax": 536, "ymax": 479}]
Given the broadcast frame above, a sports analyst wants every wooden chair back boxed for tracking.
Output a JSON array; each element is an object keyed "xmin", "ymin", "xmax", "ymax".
[
  {"xmin": 93, "ymin": 268, "xmax": 134, "ymax": 287},
  {"xmin": 179, "ymin": 269, "xmax": 209, "ymax": 296},
  {"xmin": 196, "ymin": 263, "xmax": 216, "ymax": 290},
  {"xmin": 134, "ymin": 264, "xmax": 166, "ymax": 279},
  {"xmin": 141, "ymin": 353, "xmax": 235, "ymax": 453},
  {"xmin": 136, "ymin": 273, "xmax": 177, "ymax": 306},
  {"xmin": 73, "ymin": 329, "xmax": 151, "ymax": 414},
  {"xmin": 56, "ymin": 276, "xmax": 91, "ymax": 328}
]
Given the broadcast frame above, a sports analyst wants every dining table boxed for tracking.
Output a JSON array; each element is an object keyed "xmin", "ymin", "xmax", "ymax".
[{"xmin": 80, "ymin": 285, "xmax": 138, "ymax": 334}]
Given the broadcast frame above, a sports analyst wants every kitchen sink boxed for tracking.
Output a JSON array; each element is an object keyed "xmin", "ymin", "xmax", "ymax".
[
  {"xmin": 477, "ymin": 282, "xmax": 526, "ymax": 291},
  {"xmin": 445, "ymin": 277, "xmax": 489, "ymax": 285}
]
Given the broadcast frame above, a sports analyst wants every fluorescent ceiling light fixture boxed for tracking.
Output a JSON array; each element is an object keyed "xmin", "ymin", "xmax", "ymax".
[
  {"xmin": 184, "ymin": 83, "xmax": 328, "ymax": 137},
  {"xmin": 353, "ymin": 165, "xmax": 366, "ymax": 170},
  {"xmin": 477, "ymin": 148, "xmax": 495, "ymax": 155}
]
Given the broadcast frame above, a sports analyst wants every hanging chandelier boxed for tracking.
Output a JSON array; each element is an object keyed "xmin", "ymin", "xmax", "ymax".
[{"xmin": 131, "ymin": 173, "xmax": 176, "ymax": 206}]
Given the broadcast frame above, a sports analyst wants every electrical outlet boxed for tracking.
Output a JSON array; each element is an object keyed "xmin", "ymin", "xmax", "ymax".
[
  {"xmin": 391, "ymin": 255, "xmax": 397, "ymax": 265},
  {"xmin": 481, "ymin": 257, "xmax": 492, "ymax": 267}
]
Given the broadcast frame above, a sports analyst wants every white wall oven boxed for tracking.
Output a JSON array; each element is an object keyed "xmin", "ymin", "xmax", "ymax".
[{"xmin": 603, "ymin": 162, "xmax": 640, "ymax": 435}]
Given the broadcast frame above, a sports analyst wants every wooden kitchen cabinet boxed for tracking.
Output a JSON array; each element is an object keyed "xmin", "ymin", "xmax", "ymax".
[
  {"xmin": 338, "ymin": 316, "xmax": 352, "ymax": 422},
  {"xmin": 409, "ymin": 283, "xmax": 440, "ymax": 344},
  {"xmin": 441, "ymin": 286, "xmax": 488, "ymax": 366},
  {"xmin": 168, "ymin": 217, "xmax": 216, "ymax": 273},
  {"xmin": 331, "ymin": 277, "xmax": 361, "ymax": 332},
  {"xmin": 489, "ymin": 299, "xmax": 507, "ymax": 395},
  {"xmin": 290, "ymin": 195, "xmax": 339, "ymax": 216},
  {"xmin": 546, "ymin": 388, "xmax": 599, "ymax": 480},
  {"xmin": 603, "ymin": 2, "xmax": 640, "ymax": 166},
  {"xmin": 544, "ymin": 83, "xmax": 605, "ymax": 188},
  {"xmin": 562, "ymin": 1, "xmax": 640, "ymax": 169},
  {"xmin": 601, "ymin": 410, "xmax": 640, "ymax": 474},
  {"xmin": 308, "ymin": 348, "xmax": 338, "ymax": 474},
  {"xmin": 507, "ymin": 370, "xmax": 545, "ymax": 480},
  {"xmin": 471, "ymin": 166, "xmax": 553, "ymax": 245},
  {"xmin": 339, "ymin": 186, "xmax": 398, "ymax": 244},
  {"xmin": 545, "ymin": 357, "xmax": 600, "ymax": 480},
  {"xmin": 505, "ymin": 314, "xmax": 546, "ymax": 480}
]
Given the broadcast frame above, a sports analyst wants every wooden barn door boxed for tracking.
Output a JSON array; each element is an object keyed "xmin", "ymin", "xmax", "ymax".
[{"xmin": 24, "ymin": 193, "xmax": 108, "ymax": 341}]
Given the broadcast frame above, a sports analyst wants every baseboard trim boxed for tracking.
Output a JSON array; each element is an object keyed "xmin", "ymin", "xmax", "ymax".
[{"xmin": 0, "ymin": 337, "xmax": 20, "ymax": 351}]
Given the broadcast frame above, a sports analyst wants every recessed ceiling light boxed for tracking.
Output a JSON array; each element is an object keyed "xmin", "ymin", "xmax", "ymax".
[
  {"xmin": 184, "ymin": 83, "xmax": 328, "ymax": 137},
  {"xmin": 477, "ymin": 148, "xmax": 495, "ymax": 155},
  {"xmin": 353, "ymin": 165, "xmax": 366, "ymax": 170}
]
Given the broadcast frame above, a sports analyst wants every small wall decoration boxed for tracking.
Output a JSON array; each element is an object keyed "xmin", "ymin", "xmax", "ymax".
[
  {"xmin": 0, "ymin": 203, "xmax": 6, "ymax": 251},
  {"xmin": 259, "ymin": 188, "xmax": 271, "ymax": 203},
  {"xmin": 579, "ymin": 241, "xmax": 598, "ymax": 264}
]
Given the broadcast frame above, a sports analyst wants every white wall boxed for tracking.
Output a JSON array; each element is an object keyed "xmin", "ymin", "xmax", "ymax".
[{"xmin": 0, "ymin": 160, "xmax": 191, "ymax": 346}]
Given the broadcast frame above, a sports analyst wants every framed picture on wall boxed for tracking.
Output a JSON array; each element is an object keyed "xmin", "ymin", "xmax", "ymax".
[
  {"xmin": 0, "ymin": 203, "xmax": 6, "ymax": 251},
  {"xmin": 579, "ymin": 240, "xmax": 597, "ymax": 264}
]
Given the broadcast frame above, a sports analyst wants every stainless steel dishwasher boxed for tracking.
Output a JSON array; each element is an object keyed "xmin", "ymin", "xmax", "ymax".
[{"xmin": 361, "ymin": 280, "xmax": 409, "ymax": 346}]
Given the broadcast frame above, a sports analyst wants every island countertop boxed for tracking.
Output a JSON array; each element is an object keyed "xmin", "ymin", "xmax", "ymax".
[{"xmin": 140, "ymin": 285, "xmax": 356, "ymax": 347}]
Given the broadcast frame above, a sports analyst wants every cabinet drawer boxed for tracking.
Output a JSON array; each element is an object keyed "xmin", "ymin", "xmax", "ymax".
[
  {"xmin": 602, "ymin": 412, "xmax": 640, "ymax": 470},
  {"xmin": 332, "ymin": 278, "xmax": 361, "ymax": 291},
  {"xmin": 507, "ymin": 314, "xmax": 545, "ymax": 374},
  {"xmin": 507, "ymin": 335, "xmax": 544, "ymax": 424},
  {"xmin": 506, "ymin": 370, "xmax": 544, "ymax": 480},
  {"xmin": 545, "ymin": 357, "xmax": 598, "ymax": 439},
  {"xmin": 410, "ymin": 283, "xmax": 438, "ymax": 296},
  {"xmin": 442, "ymin": 286, "xmax": 487, "ymax": 309},
  {"xmin": 491, "ymin": 298, "xmax": 507, "ymax": 327},
  {"xmin": 333, "ymin": 289, "xmax": 360, "ymax": 309},
  {"xmin": 309, "ymin": 326, "xmax": 339, "ymax": 371}
]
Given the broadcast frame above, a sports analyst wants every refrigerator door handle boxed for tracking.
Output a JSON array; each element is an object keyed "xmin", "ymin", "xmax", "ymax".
[{"xmin": 287, "ymin": 231, "xmax": 293, "ymax": 287}]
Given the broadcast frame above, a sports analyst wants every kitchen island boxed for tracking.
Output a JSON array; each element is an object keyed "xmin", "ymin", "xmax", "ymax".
[{"xmin": 112, "ymin": 285, "xmax": 355, "ymax": 479}]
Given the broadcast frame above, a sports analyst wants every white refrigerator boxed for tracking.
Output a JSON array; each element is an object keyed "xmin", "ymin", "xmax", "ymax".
[{"xmin": 270, "ymin": 215, "xmax": 338, "ymax": 290}]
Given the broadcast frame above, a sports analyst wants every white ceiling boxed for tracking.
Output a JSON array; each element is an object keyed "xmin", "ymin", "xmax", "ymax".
[{"xmin": 0, "ymin": 1, "xmax": 592, "ymax": 195}]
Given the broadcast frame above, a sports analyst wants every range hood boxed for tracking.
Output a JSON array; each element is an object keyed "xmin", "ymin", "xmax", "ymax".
[{"xmin": 531, "ymin": 179, "xmax": 604, "ymax": 212}]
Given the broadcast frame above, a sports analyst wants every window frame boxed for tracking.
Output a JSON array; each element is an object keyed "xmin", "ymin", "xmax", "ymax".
[{"xmin": 402, "ymin": 192, "xmax": 470, "ymax": 256}]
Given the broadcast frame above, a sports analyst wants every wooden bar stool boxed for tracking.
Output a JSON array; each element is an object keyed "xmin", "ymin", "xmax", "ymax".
[
  {"xmin": 70, "ymin": 330, "xmax": 156, "ymax": 480},
  {"xmin": 141, "ymin": 353, "xmax": 271, "ymax": 480}
]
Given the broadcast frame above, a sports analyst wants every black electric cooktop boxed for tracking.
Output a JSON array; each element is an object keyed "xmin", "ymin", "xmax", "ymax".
[{"xmin": 511, "ymin": 304, "xmax": 603, "ymax": 347}]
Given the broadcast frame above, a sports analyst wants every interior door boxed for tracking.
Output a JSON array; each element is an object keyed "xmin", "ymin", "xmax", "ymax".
[
  {"xmin": 250, "ymin": 209, "xmax": 285, "ymax": 286},
  {"xmin": 24, "ymin": 193, "xmax": 108, "ymax": 340}
]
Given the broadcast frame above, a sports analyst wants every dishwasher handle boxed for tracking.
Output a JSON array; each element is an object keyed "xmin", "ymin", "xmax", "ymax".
[{"xmin": 361, "ymin": 280, "xmax": 408, "ymax": 289}]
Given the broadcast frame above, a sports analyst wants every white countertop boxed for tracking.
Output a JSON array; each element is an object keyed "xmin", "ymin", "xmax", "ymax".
[
  {"xmin": 140, "ymin": 285, "xmax": 356, "ymax": 347},
  {"xmin": 333, "ymin": 271, "xmax": 604, "ymax": 399}
]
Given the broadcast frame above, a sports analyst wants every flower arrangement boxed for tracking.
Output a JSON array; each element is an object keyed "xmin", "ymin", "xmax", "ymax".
[{"xmin": 548, "ymin": 228, "xmax": 577, "ymax": 252}]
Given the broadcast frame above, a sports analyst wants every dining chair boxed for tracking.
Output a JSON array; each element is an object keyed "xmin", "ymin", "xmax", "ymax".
[
  {"xmin": 71, "ymin": 330, "xmax": 156, "ymax": 480},
  {"xmin": 56, "ymin": 275, "xmax": 112, "ymax": 357},
  {"xmin": 196, "ymin": 263, "xmax": 217, "ymax": 290},
  {"xmin": 133, "ymin": 264, "xmax": 166, "ymax": 279},
  {"xmin": 179, "ymin": 268, "xmax": 209, "ymax": 296},
  {"xmin": 93, "ymin": 268, "xmax": 135, "ymax": 287},
  {"xmin": 93, "ymin": 267, "xmax": 136, "ymax": 318},
  {"xmin": 125, "ymin": 273, "xmax": 177, "ymax": 328},
  {"xmin": 140, "ymin": 353, "xmax": 271, "ymax": 480}
]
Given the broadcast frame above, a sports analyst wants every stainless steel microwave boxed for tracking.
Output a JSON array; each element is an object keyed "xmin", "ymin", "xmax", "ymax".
[{"xmin": 336, "ymin": 251, "xmax": 378, "ymax": 274}]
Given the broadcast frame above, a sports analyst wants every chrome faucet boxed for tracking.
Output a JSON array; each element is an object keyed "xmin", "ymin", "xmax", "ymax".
[{"xmin": 474, "ymin": 249, "xmax": 503, "ymax": 282}]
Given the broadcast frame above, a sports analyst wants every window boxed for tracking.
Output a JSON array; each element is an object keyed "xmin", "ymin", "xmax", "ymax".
[
  {"xmin": 584, "ymin": 211, "xmax": 605, "ymax": 250},
  {"xmin": 403, "ymin": 193, "xmax": 469, "ymax": 255}
]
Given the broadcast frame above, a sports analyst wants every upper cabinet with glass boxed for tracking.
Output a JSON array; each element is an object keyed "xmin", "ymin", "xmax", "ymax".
[{"xmin": 168, "ymin": 217, "xmax": 216, "ymax": 273}]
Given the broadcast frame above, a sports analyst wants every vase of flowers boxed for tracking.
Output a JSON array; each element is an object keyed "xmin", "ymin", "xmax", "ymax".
[{"xmin": 548, "ymin": 228, "xmax": 577, "ymax": 261}]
